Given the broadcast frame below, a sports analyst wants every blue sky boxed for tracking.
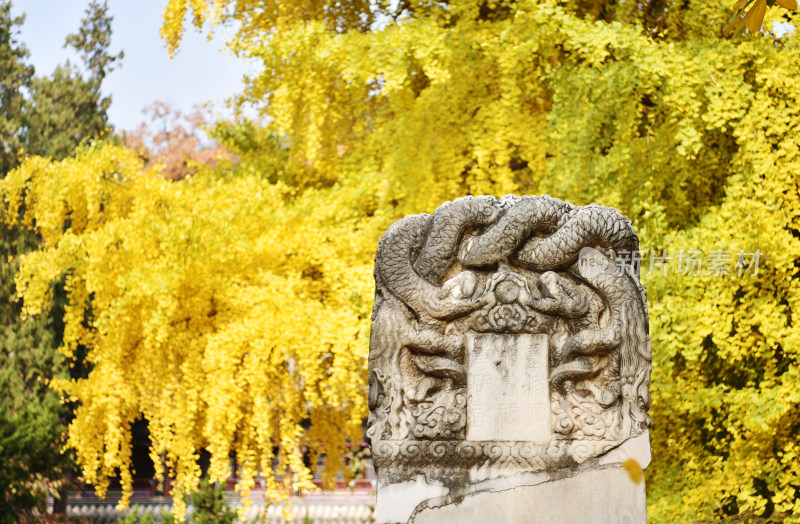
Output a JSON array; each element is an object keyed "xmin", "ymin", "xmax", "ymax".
[{"xmin": 12, "ymin": 1, "xmax": 255, "ymax": 132}]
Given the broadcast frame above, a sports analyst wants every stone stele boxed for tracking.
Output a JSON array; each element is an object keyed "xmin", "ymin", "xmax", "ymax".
[{"xmin": 368, "ymin": 195, "xmax": 652, "ymax": 524}]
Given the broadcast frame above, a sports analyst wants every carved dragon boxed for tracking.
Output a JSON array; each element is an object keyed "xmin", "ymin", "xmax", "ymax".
[
  {"xmin": 374, "ymin": 196, "xmax": 500, "ymax": 320},
  {"xmin": 376, "ymin": 194, "xmax": 639, "ymax": 322},
  {"xmin": 369, "ymin": 194, "xmax": 650, "ymax": 446},
  {"xmin": 549, "ymin": 247, "xmax": 652, "ymax": 431},
  {"xmin": 459, "ymin": 200, "xmax": 638, "ymax": 270}
]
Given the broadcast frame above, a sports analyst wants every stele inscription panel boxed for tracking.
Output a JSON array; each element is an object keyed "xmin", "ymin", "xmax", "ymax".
[{"xmin": 466, "ymin": 333, "xmax": 551, "ymax": 442}]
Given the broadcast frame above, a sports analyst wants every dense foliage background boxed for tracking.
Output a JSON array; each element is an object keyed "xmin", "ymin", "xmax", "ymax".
[{"xmin": 2, "ymin": 0, "xmax": 800, "ymax": 521}]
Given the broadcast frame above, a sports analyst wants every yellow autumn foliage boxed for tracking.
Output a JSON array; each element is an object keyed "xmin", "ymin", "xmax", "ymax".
[
  {"xmin": 3, "ymin": 0, "xmax": 800, "ymax": 521},
  {"xmin": 1, "ymin": 144, "xmax": 379, "ymax": 518},
  {"xmin": 159, "ymin": 0, "xmax": 800, "ymax": 519}
]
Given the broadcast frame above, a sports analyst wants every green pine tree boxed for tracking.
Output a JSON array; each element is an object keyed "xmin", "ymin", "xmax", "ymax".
[
  {"xmin": 189, "ymin": 479, "xmax": 237, "ymax": 524},
  {"xmin": 0, "ymin": 1, "xmax": 122, "ymax": 521},
  {"xmin": 0, "ymin": 2, "xmax": 32, "ymax": 174},
  {"xmin": 25, "ymin": 0, "xmax": 122, "ymax": 160}
]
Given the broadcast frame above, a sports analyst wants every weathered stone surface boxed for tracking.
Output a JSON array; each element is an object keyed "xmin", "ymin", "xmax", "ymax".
[
  {"xmin": 368, "ymin": 195, "xmax": 652, "ymax": 523},
  {"xmin": 411, "ymin": 465, "xmax": 647, "ymax": 524},
  {"xmin": 466, "ymin": 333, "xmax": 550, "ymax": 442}
]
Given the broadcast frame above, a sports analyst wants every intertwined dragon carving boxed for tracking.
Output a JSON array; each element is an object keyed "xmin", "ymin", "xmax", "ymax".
[{"xmin": 368, "ymin": 194, "xmax": 651, "ymax": 478}]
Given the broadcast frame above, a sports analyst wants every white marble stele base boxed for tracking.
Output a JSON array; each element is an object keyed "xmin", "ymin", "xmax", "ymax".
[{"xmin": 375, "ymin": 432, "xmax": 650, "ymax": 524}]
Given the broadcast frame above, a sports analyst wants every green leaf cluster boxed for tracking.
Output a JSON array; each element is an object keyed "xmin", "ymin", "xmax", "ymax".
[{"xmin": 187, "ymin": 479, "xmax": 237, "ymax": 524}]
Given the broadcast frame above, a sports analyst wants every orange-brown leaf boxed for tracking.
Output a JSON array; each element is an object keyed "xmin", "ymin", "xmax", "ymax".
[
  {"xmin": 725, "ymin": 12, "xmax": 749, "ymax": 34},
  {"xmin": 747, "ymin": 0, "xmax": 768, "ymax": 33},
  {"xmin": 775, "ymin": 0, "xmax": 797, "ymax": 10}
]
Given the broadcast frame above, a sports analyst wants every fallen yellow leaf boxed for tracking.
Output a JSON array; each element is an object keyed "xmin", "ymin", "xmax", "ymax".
[{"xmin": 622, "ymin": 458, "xmax": 645, "ymax": 484}]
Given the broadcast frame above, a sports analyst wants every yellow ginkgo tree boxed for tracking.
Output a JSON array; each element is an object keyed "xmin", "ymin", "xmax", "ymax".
[
  {"xmin": 158, "ymin": 0, "xmax": 800, "ymax": 519},
  {"xmin": 4, "ymin": 0, "xmax": 800, "ymax": 520},
  {"xmin": 1, "ymin": 142, "xmax": 380, "ymax": 519}
]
